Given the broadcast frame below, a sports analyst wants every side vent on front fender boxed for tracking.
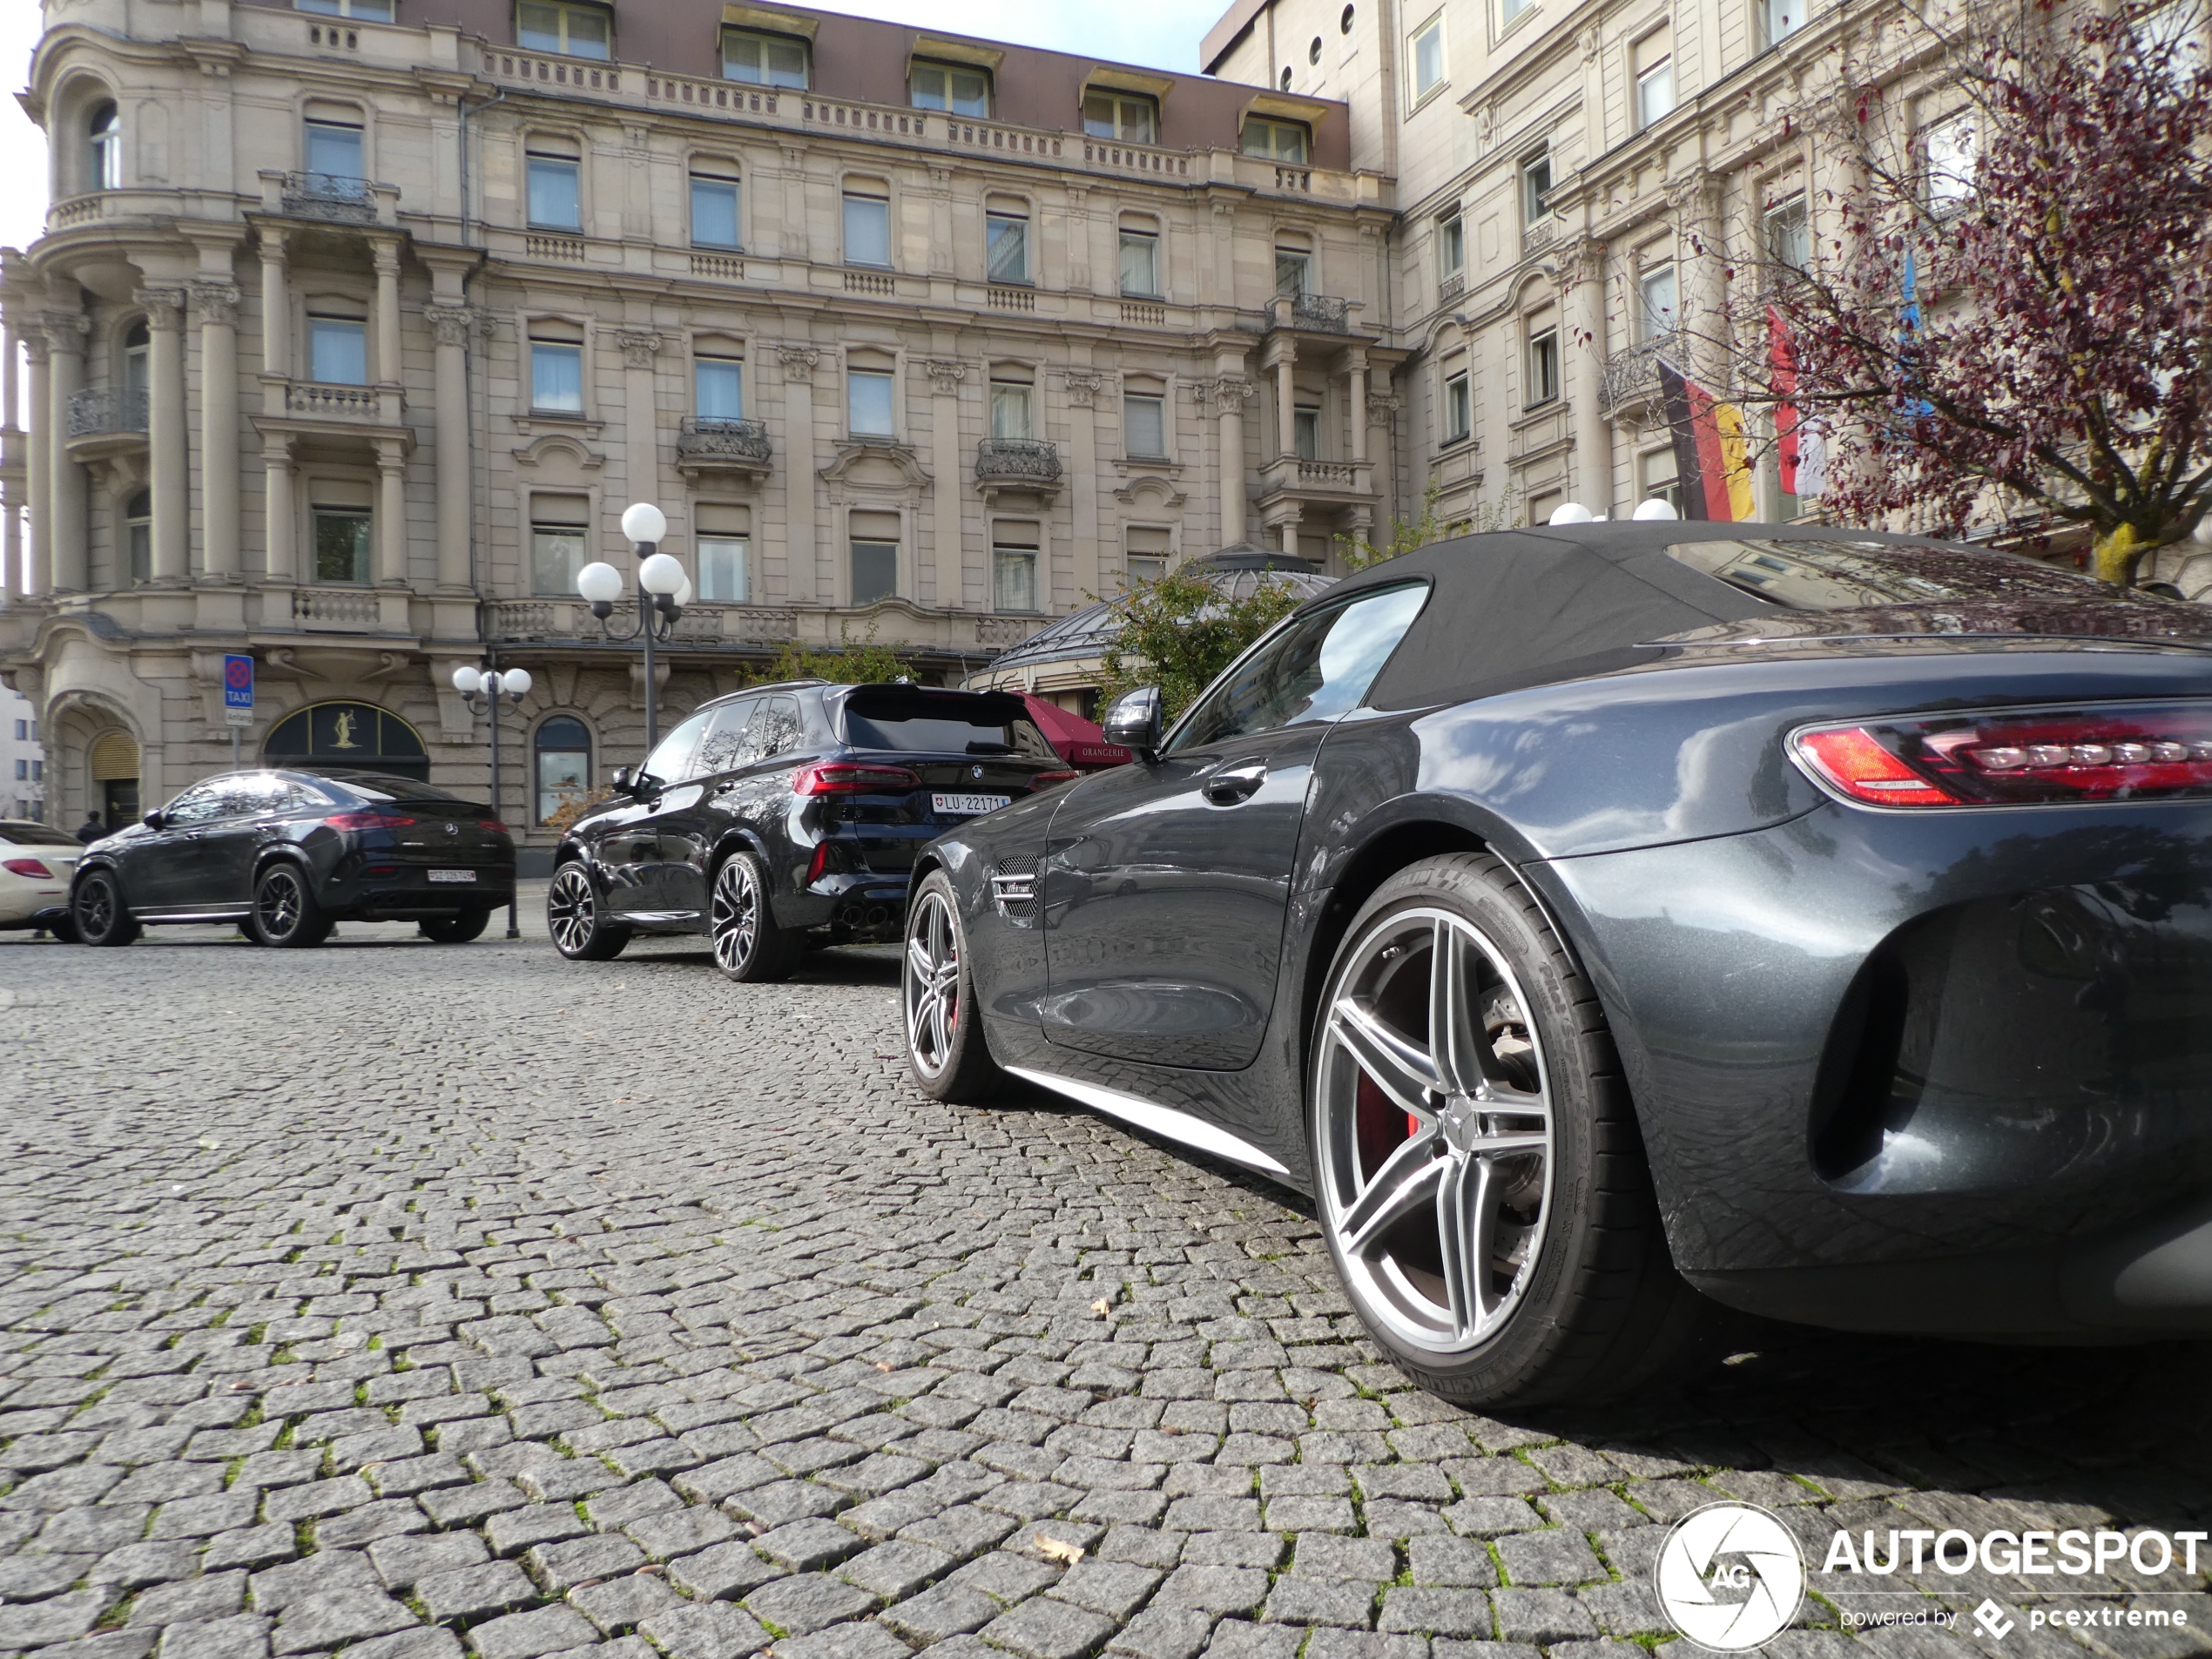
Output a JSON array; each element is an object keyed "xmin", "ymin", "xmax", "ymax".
[{"xmin": 992, "ymin": 855, "xmax": 1039, "ymax": 927}]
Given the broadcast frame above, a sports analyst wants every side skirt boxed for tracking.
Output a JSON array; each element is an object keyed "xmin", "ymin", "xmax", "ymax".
[{"xmin": 1004, "ymin": 1064, "xmax": 1292, "ymax": 1179}]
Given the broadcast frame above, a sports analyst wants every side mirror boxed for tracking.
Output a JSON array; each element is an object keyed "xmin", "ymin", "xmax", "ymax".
[
  {"xmin": 142, "ymin": 810, "xmax": 166, "ymax": 829},
  {"xmin": 1102, "ymin": 685, "xmax": 1163, "ymax": 762},
  {"xmin": 610, "ymin": 765, "xmax": 639, "ymax": 797}
]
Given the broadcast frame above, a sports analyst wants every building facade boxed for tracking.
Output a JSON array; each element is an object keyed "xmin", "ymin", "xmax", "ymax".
[
  {"xmin": 3, "ymin": 685, "xmax": 44, "ymax": 822},
  {"xmin": 0, "ymin": 0, "xmax": 1398, "ymax": 861}
]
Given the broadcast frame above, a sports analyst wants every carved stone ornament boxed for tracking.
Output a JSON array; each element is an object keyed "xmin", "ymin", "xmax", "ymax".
[
  {"xmin": 1061, "ymin": 369, "xmax": 1107, "ymax": 406},
  {"xmin": 778, "ymin": 346, "xmax": 821, "ymax": 381},
  {"xmin": 192, "ymin": 284, "xmax": 242, "ymax": 329},
  {"xmin": 1366, "ymin": 392, "xmax": 1404, "ymax": 425},
  {"xmin": 921, "ymin": 358, "xmax": 968, "ymax": 394},
  {"xmin": 614, "ymin": 330, "xmax": 664, "ymax": 370},
  {"xmin": 1581, "ymin": 23, "xmax": 1602, "ymax": 62},
  {"xmin": 133, "ymin": 287, "xmax": 187, "ymax": 330},
  {"xmin": 422, "ymin": 305, "xmax": 475, "ymax": 348},
  {"xmin": 41, "ymin": 309, "xmax": 91, "ymax": 354},
  {"xmin": 1211, "ymin": 374, "xmax": 1259, "ymax": 409},
  {"xmin": 1667, "ymin": 165, "xmax": 1716, "ymax": 215}
]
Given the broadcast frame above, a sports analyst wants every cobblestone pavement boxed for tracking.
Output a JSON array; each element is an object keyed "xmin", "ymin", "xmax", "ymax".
[{"xmin": 3, "ymin": 910, "xmax": 2209, "ymax": 1659}]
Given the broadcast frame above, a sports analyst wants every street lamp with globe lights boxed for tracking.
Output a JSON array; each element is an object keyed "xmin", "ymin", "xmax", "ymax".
[
  {"xmin": 452, "ymin": 663, "xmax": 532, "ymax": 940},
  {"xmin": 577, "ymin": 502, "xmax": 687, "ymax": 751}
]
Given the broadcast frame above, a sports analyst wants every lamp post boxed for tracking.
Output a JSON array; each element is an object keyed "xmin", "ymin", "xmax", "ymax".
[
  {"xmin": 577, "ymin": 502, "xmax": 690, "ymax": 752},
  {"xmin": 452, "ymin": 663, "xmax": 532, "ymax": 941}
]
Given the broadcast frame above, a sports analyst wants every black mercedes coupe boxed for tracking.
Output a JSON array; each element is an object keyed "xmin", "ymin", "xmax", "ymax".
[
  {"xmin": 901, "ymin": 522, "xmax": 2212, "ymax": 1406},
  {"xmin": 71, "ymin": 769, "xmax": 515, "ymax": 948},
  {"xmin": 546, "ymin": 680, "xmax": 1075, "ymax": 980}
]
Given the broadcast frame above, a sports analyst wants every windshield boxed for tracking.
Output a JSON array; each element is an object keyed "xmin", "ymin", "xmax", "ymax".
[
  {"xmin": 842, "ymin": 691, "xmax": 1058, "ymax": 760},
  {"xmin": 1665, "ymin": 539, "xmax": 2121, "ymax": 610}
]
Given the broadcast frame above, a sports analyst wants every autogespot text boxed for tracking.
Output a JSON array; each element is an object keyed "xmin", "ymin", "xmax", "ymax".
[{"xmin": 1823, "ymin": 1527, "xmax": 2208, "ymax": 1578}]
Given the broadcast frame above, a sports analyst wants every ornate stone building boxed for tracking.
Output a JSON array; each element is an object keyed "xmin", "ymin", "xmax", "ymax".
[{"xmin": 0, "ymin": 0, "xmax": 1397, "ymax": 860}]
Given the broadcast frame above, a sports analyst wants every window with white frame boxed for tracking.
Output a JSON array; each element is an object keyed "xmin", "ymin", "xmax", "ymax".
[
  {"xmin": 691, "ymin": 169, "xmax": 740, "ymax": 248},
  {"xmin": 1123, "ymin": 384, "xmax": 1167, "ymax": 458},
  {"xmin": 1125, "ymin": 525, "xmax": 1170, "ymax": 587},
  {"xmin": 987, "ymin": 202, "xmax": 1030, "ymax": 285},
  {"xmin": 1082, "ymin": 91, "xmax": 1157, "ymax": 144},
  {"xmin": 844, "ymin": 187, "xmax": 892, "ymax": 266},
  {"xmin": 1635, "ymin": 52, "xmax": 1675, "ymax": 129},
  {"xmin": 1276, "ymin": 244, "xmax": 1313, "ymax": 297},
  {"xmin": 307, "ymin": 307, "xmax": 368, "ymax": 384},
  {"xmin": 1639, "ymin": 263, "xmax": 1678, "ymax": 340},
  {"xmin": 696, "ymin": 505, "xmax": 751, "ymax": 604},
  {"xmin": 850, "ymin": 510, "xmax": 900, "ymax": 604},
  {"xmin": 529, "ymin": 505, "xmax": 588, "ymax": 596},
  {"xmin": 313, "ymin": 486, "xmax": 374, "ymax": 584},
  {"xmin": 1242, "ymin": 117, "xmax": 1310, "ymax": 163},
  {"xmin": 1439, "ymin": 212, "xmax": 1466, "ymax": 279},
  {"xmin": 1411, "ymin": 15, "xmax": 1447, "ymax": 95},
  {"xmin": 516, "ymin": 1, "xmax": 610, "ymax": 59},
  {"xmin": 1521, "ymin": 149, "xmax": 1553, "ymax": 227},
  {"xmin": 694, "ymin": 352, "xmax": 743, "ymax": 420},
  {"xmin": 1442, "ymin": 361, "xmax": 1471, "ymax": 444},
  {"xmin": 1761, "ymin": 0, "xmax": 1804, "ymax": 48},
  {"xmin": 1526, "ymin": 325, "xmax": 1560, "ymax": 407},
  {"xmin": 304, "ymin": 116, "xmax": 364, "ymax": 179},
  {"xmin": 298, "ymin": 0, "xmax": 395, "ymax": 17},
  {"xmin": 1294, "ymin": 404, "xmax": 1322, "ymax": 460},
  {"xmin": 1925, "ymin": 113, "xmax": 1978, "ymax": 213},
  {"xmin": 1641, "ymin": 448, "xmax": 1683, "ymax": 514},
  {"xmin": 989, "ymin": 372, "xmax": 1034, "ymax": 441},
  {"xmin": 1764, "ymin": 193, "xmax": 1810, "ymax": 276},
  {"xmin": 533, "ymin": 716, "xmax": 592, "ymax": 825},
  {"xmin": 125, "ymin": 490, "xmax": 152, "ymax": 583},
  {"xmin": 723, "ymin": 28, "xmax": 809, "ymax": 87},
  {"xmin": 911, "ymin": 61, "xmax": 989, "ymax": 117},
  {"xmin": 526, "ymin": 138, "xmax": 582, "ymax": 229},
  {"xmin": 846, "ymin": 354, "xmax": 896, "ymax": 437},
  {"xmin": 1118, "ymin": 222, "xmax": 1161, "ymax": 298},
  {"xmin": 993, "ymin": 529, "xmax": 1040, "ymax": 612},
  {"xmin": 529, "ymin": 321, "xmax": 585, "ymax": 413},
  {"xmin": 88, "ymin": 102, "xmax": 121, "ymax": 192}
]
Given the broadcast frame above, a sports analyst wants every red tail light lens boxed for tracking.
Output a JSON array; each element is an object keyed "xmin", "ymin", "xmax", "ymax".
[
  {"xmin": 3, "ymin": 858, "xmax": 53, "ymax": 879},
  {"xmin": 1794, "ymin": 702, "xmax": 2212, "ymax": 806},
  {"xmin": 792, "ymin": 762, "xmax": 923, "ymax": 796},
  {"xmin": 805, "ymin": 842, "xmax": 834, "ymax": 884},
  {"xmin": 477, "ymin": 819, "xmax": 509, "ymax": 835},
  {"xmin": 1029, "ymin": 771, "xmax": 1082, "ymax": 789},
  {"xmin": 322, "ymin": 812, "xmax": 417, "ymax": 831}
]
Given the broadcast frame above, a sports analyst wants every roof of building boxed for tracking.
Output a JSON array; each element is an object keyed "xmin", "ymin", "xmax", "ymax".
[
  {"xmin": 982, "ymin": 545, "xmax": 1340, "ymax": 675},
  {"xmin": 1201, "ymin": 0, "xmax": 1274, "ymax": 76},
  {"xmin": 233, "ymin": 0, "xmax": 1352, "ymax": 167}
]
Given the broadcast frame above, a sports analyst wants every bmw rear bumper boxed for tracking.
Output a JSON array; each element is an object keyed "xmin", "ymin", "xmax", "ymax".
[{"xmin": 1530, "ymin": 797, "xmax": 2212, "ymax": 1339}]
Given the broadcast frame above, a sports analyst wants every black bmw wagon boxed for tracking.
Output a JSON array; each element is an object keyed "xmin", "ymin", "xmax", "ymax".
[{"xmin": 547, "ymin": 680, "xmax": 1076, "ymax": 980}]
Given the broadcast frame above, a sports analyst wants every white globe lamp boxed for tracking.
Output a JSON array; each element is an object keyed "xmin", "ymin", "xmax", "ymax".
[
  {"xmin": 577, "ymin": 562, "xmax": 624, "ymax": 605},
  {"xmin": 621, "ymin": 502, "xmax": 669, "ymax": 546}
]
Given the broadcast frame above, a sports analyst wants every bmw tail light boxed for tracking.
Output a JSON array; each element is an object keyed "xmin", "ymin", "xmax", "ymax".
[
  {"xmin": 1794, "ymin": 702, "xmax": 2212, "ymax": 806},
  {"xmin": 321, "ymin": 812, "xmax": 418, "ymax": 831},
  {"xmin": 805, "ymin": 842, "xmax": 834, "ymax": 884},
  {"xmin": 792, "ymin": 762, "xmax": 924, "ymax": 795},
  {"xmin": 1029, "ymin": 771, "xmax": 1082, "ymax": 789},
  {"xmin": 3, "ymin": 858, "xmax": 53, "ymax": 878}
]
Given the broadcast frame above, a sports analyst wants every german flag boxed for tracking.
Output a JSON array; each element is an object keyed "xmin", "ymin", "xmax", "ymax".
[{"xmin": 1657, "ymin": 359, "xmax": 1756, "ymax": 521}]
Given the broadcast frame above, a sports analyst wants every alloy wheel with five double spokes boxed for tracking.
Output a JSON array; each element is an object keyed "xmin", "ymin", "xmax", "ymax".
[
  {"xmin": 547, "ymin": 863, "xmax": 624, "ymax": 961},
  {"xmin": 711, "ymin": 856, "xmax": 763, "ymax": 979},
  {"xmin": 904, "ymin": 887, "xmax": 961, "ymax": 1081},
  {"xmin": 1314, "ymin": 905, "xmax": 1553, "ymax": 1357}
]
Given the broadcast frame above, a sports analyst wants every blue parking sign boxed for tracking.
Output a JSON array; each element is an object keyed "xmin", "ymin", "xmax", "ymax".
[{"xmin": 223, "ymin": 654, "xmax": 253, "ymax": 726}]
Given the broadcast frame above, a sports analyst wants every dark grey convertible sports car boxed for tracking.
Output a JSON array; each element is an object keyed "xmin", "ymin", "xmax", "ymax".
[{"xmin": 903, "ymin": 521, "xmax": 2212, "ymax": 1406}]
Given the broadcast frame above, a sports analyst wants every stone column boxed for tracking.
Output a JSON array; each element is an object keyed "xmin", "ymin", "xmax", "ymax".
[
  {"xmin": 372, "ymin": 238, "xmax": 403, "ymax": 388},
  {"xmin": 615, "ymin": 330, "xmax": 663, "ymax": 537},
  {"xmin": 921, "ymin": 357, "xmax": 964, "ymax": 610},
  {"xmin": 1348, "ymin": 349, "xmax": 1369, "ymax": 465},
  {"xmin": 43, "ymin": 310, "xmax": 88, "ymax": 591},
  {"xmin": 1214, "ymin": 374, "xmax": 1252, "ymax": 547},
  {"xmin": 139, "ymin": 287, "xmax": 191, "ymax": 583},
  {"xmin": 375, "ymin": 440, "xmax": 407, "ymax": 583},
  {"xmin": 194, "ymin": 283, "xmax": 241, "ymax": 578},
  {"xmin": 1272, "ymin": 344, "xmax": 1298, "ymax": 458},
  {"xmin": 258, "ymin": 230, "xmax": 290, "ymax": 396},
  {"xmin": 1672, "ymin": 169, "xmax": 1725, "ymax": 386},
  {"xmin": 1567, "ymin": 238, "xmax": 1611, "ymax": 515},
  {"xmin": 2, "ymin": 316, "xmax": 20, "ymax": 596},
  {"xmin": 424, "ymin": 304, "xmax": 473, "ymax": 590},
  {"xmin": 776, "ymin": 347, "xmax": 819, "ymax": 604},
  {"xmin": 263, "ymin": 437, "xmax": 295, "ymax": 581},
  {"xmin": 23, "ymin": 334, "xmax": 48, "ymax": 596}
]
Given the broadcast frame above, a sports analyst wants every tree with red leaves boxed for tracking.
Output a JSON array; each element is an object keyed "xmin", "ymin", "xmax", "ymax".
[{"xmin": 1743, "ymin": 0, "xmax": 2210, "ymax": 582}]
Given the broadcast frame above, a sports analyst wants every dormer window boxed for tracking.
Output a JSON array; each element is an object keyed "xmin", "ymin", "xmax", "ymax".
[
  {"xmin": 1242, "ymin": 116, "xmax": 1310, "ymax": 163},
  {"xmin": 911, "ymin": 62, "xmax": 989, "ymax": 118},
  {"xmin": 297, "ymin": 0, "xmax": 395, "ymax": 17},
  {"xmin": 517, "ymin": 2, "xmax": 610, "ymax": 60},
  {"xmin": 724, "ymin": 29, "xmax": 809, "ymax": 89},
  {"xmin": 88, "ymin": 102, "xmax": 121, "ymax": 192},
  {"xmin": 1083, "ymin": 92, "xmax": 1157, "ymax": 145}
]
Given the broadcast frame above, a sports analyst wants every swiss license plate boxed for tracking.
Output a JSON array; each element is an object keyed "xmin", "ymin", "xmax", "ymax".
[
  {"xmin": 932, "ymin": 792, "xmax": 1012, "ymax": 817},
  {"xmin": 428, "ymin": 869, "xmax": 477, "ymax": 884}
]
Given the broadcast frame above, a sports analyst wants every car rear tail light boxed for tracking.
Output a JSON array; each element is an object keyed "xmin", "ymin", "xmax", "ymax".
[
  {"xmin": 805, "ymin": 842, "xmax": 833, "ymax": 884},
  {"xmin": 3, "ymin": 858, "xmax": 53, "ymax": 878},
  {"xmin": 1794, "ymin": 702, "xmax": 2212, "ymax": 806},
  {"xmin": 477, "ymin": 819, "xmax": 509, "ymax": 835},
  {"xmin": 792, "ymin": 762, "xmax": 924, "ymax": 795},
  {"xmin": 1029, "ymin": 771, "xmax": 1082, "ymax": 788},
  {"xmin": 321, "ymin": 811, "xmax": 417, "ymax": 831}
]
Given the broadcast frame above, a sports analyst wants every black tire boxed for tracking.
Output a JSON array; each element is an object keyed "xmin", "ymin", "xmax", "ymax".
[
  {"xmin": 1307, "ymin": 851, "xmax": 1719, "ymax": 1408},
  {"xmin": 421, "ymin": 908, "xmax": 492, "ymax": 944},
  {"xmin": 708, "ymin": 851, "xmax": 797, "ymax": 983},
  {"xmin": 251, "ymin": 862, "xmax": 331, "ymax": 948},
  {"xmin": 546, "ymin": 861, "xmax": 629, "ymax": 961},
  {"xmin": 901, "ymin": 868, "xmax": 1006, "ymax": 1103},
  {"xmin": 47, "ymin": 913, "xmax": 81, "ymax": 945},
  {"xmin": 72, "ymin": 869, "xmax": 139, "ymax": 948}
]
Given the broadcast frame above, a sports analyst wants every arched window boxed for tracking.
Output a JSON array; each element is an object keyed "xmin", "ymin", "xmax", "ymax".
[
  {"xmin": 88, "ymin": 102, "xmax": 121, "ymax": 192},
  {"xmin": 534, "ymin": 716, "xmax": 592, "ymax": 823},
  {"xmin": 125, "ymin": 490, "xmax": 152, "ymax": 583}
]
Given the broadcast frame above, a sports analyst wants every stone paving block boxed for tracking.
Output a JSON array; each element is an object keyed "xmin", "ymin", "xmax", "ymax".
[
  {"xmin": 1263, "ymin": 1575, "xmax": 1379, "ymax": 1628},
  {"xmin": 979, "ymin": 1593, "xmax": 1119, "ymax": 1659},
  {"xmin": 269, "ymin": 1587, "xmax": 421, "ymax": 1654},
  {"xmin": 1203, "ymin": 1620, "xmax": 1305, "ymax": 1659},
  {"xmin": 1442, "ymin": 1499, "xmax": 1542, "ymax": 1540},
  {"xmin": 755, "ymin": 1516, "xmax": 867, "ymax": 1572},
  {"xmin": 132, "ymin": 1568, "xmax": 251, "ymax": 1625},
  {"xmin": 1494, "ymin": 1531, "xmax": 1605, "ymax": 1588},
  {"xmin": 0, "ymin": 1588, "xmax": 118, "ymax": 1648},
  {"xmin": 317, "ymin": 1497, "xmax": 433, "ymax": 1550},
  {"xmin": 1408, "ymin": 1537, "xmax": 1498, "ymax": 1588},
  {"xmin": 205, "ymin": 1522, "xmax": 300, "ymax": 1571},
  {"xmin": 340, "ymin": 1629, "xmax": 468, "ymax": 1659},
  {"xmin": 768, "ymin": 1621, "xmax": 913, "ymax": 1659},
  {"xmin": 1107, "ymin": 1606, "xmax": 1218, "ymax": 1659},
  {"xmin": 157, "ymin": 1614, "xmax": 273, "ymax": 1659},
  {"xmin": 465, "ymin": 1605, "xmax": 602, "ymax": 1659},
  {"xmin": 524, "ymin": 1535, "xmax": 648, "ymax": 1593},
  {"xmin": 147, "ymin": 1492, "xmax": 262, "ymax": 1539},
  {"xmin": 1049, "ymin": 1560, "xmax": 1163, "ymax": 1620},
  {"xmin": 666, "ymin": 1541, "xmax": 785, "ymax": 1602},
  {"xmin": 93, "ymin": 1539, "xmax": 203, "ymax": 1588},
  {"xmin": 417, "ymin": 1558, "xmax": 540, "ymax": 1621},
  {"xmin": 1306, "ymin": 1632, "xmax": 1432, "ymax": 1659},
  {"xmin": 1487, "ymin": 1589, "xmax": 1596, "ymax": 1644},
  {"xmin": 45, "ymin": 1507, "xmax": 158, "ymax": 1553},
  {"xmin": 742, "ymin": 1572, "xmax": 875, "ymax": 1636},
  {"xmin": 880, "ymin": 1583, "xmax": 1002, "ymax": 1643},
  {"xmin": 1152, "ymin": 1567, "xmax": 1268, "ymax": 1617},
  {"xmin": 836, "ymin": 1539, "xmax": 955, "ymax": 1602},
  {"xmin": 897, "ymin": 1504, "xmax": 1020, "ymax": 1561},
  {"xmin": 1379, "ymin": 1588, "xmax": 1497, "ymax": 1637},
  {"xmin": 636, "ymin": 1602, "xmax": 772, "ymax": 1659},
  {"xmin": 419, "ymin": 1480, "xmax": 529, "ymax": 1527},
  {"xmin": 487, "ymin": 1504, "xmax": 591, "ymax": 1557},
  {"xmin": 373, "ymin": 1531, "xmax": 495, "ymax": 1591},
  {"xmin": 0, "ymin": 1550, "xmax": 94, "ymax": 1599},
  {"xmin": 568, "ymin": 1573, "xmax": 683, "ymax": 1634}
]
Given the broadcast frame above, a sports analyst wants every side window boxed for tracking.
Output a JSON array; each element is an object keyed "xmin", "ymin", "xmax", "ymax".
[
  {"xmin": 745, "ymin": 696, "xmax": 803, "ymax": 760},
  {"xmin": 1168, "ymin": 583, "xmax": 1429, "ymax": 753},
  {"xmin": 693, "ymin": 698, "xmax": 759, "ymax": 776},
  {"xmin": 161, "ymin": 783, "xmax": 229, "ymax": 826},
  {"xmin": 643, "ymin": 710, "xmax": 712, "ymax": 784},
  {"xmin": 222, "ymin": 774, "xmax": 290, "ymax": 816}
]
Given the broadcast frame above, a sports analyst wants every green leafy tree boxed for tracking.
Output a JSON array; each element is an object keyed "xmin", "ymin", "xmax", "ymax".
[
  {"xmin": 1100, "ymin": 565, "xmax": 1307, "ymax": 723},
  {"xmin": 746, "ymin": 622, "xmax": 914, "ymax": 687}
]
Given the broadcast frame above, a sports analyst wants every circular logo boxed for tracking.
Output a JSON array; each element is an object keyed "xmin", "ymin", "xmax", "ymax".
[{"xmin": 1654, "ymin": 1501, "xmax": 1805, "ymax": 1652}]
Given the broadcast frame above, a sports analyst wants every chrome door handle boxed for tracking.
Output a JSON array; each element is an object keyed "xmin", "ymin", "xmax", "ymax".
[{"xmin": 1203, "ymin": 763, "xmax": 1267, "ymax": 806}]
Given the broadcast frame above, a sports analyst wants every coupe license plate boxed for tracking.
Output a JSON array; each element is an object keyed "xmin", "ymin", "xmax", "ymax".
[
  {"xmin": 932, "ymin": 792, "xmax": 1011, "ymax": 817},
  {"xmin": 428, "ymin": 869, "xmax": 477, "ymax": 884}
]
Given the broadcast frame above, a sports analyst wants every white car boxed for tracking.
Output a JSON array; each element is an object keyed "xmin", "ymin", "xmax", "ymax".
[{"xmin": 0, "ymin": 820, "xmax": 85, "ymax": 937}]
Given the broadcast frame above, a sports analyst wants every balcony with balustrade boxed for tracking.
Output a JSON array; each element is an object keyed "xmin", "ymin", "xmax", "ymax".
[
  {"xmin": 1600, "ymin": 328, "xmax": 1689, "ymax": 415},
  {"xmin": 264, "ymin": 171, "xmax": 399, "ymax": 227},
  {"xmin": 64, "ymin": 386, "xmax": 148, "ymax": 465},
  {"xmin": 674, "ymin": 417, "xmax": 772, "ymax": 484},
  {"xmin": 974, "ymin": 439, "xmax": 1062, "ymax": 502}
]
